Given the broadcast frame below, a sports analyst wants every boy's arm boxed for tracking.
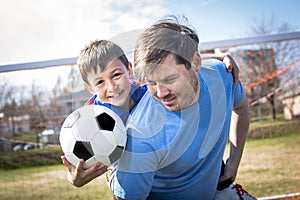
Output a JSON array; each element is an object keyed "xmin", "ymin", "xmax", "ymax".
[
  {"xmin": 61, "ymin": 156, "xmax": 107, "ymax": 187},
  {"xmin": 201, "ymin": 53, "xmax": 240, "ymax": 86}
]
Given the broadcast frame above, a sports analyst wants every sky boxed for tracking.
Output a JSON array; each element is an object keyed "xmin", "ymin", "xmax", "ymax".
[
  {"xmin": 0, "ymin": 0, "xmax": 299, "ymax": 66},
  {"xmin": 0, "ymin": 0, "xmax": 299, "ymax": 92}
]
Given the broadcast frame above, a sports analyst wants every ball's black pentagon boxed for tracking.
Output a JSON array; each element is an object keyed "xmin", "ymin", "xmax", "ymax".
[
  {"xmin": 108, "ymin": 145, "xmax": 124, "ymax": 164},
  {"xmin": 73, "ymin": 141, "xmax": 94, "ymax": 161},
  {"xmin": 96, "ymin": 112, "xmax": 115, "ymax": 131}
]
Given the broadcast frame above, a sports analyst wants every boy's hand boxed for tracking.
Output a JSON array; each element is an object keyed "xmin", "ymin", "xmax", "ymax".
[
  {"xmin": 61, "ymin": 156, "xmax": 107, "ymax": 187},
  {"xmin": 222, "ymin": 53, "xmax": 240, "ymax": 87}
]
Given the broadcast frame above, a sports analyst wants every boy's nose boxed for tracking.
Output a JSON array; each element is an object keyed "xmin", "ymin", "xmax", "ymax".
[{"xmin": 107, "ymin": 80, "xmax": 116, "ymax": 90}]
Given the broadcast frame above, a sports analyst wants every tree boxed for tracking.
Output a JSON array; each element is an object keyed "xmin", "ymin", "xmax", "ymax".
[
  {"xmin": 1, "ymin": 81, "xmax": 18, "ymax": 137},
  {"xmin": 52, "ymin": 75, "xmax": 64, "ymax": 98},
  {"xmin": 240, "ymin": 14, "xmax": 298, "ymax": 120},
  {"xmin": 239, "ymin": 48, "xmax": 279, "ymax": 120},
  {"xmin": 29, "ymin": 80, "xmax": 49, "ymax": 148},
  {"xmin": 65, "ymin": 66, "xmax": 82, "ymax": 94}
]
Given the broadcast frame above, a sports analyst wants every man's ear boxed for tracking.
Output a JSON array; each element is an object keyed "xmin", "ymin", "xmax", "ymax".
[
  {"xmin": 84, "ymin": 82, "xmax": 94, "ymax": 95},
  {"xmin": 192, "ymin": 52, "xmax": 202, "ymax": 72},
  {"xmin": 127, "ymin": 62, "xmax": 133, "ymax": 78}
]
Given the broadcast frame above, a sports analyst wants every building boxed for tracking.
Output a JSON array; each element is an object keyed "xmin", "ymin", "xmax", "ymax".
[{"xmin": 281, "ymin": 85, "xmax": 300, "ymax": 120}]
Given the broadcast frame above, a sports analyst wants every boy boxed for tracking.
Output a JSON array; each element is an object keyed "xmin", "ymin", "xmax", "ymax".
[{"xmin": 61, "ymin": 39, "xmax": 147, "ymax": 187}]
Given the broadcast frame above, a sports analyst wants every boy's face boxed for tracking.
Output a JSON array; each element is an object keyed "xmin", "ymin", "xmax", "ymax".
[
  {"xmin": 84, "ymin": 59, "xmax": 132, "ymax": 110},
  {"xmin": 145, "ymin": 54, "xmax": 200, "ymax": 112}
]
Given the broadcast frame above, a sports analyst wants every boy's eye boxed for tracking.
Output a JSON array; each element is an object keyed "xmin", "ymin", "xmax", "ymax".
[
  {"xmin": 96, "ymin": 80, "xmax": 104, "ymax": 86},
  {"xmin": 113, "ymin": 73, "xmax": 122, "ymax": 79}
]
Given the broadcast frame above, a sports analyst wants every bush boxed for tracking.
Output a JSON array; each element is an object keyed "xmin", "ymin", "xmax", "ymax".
[
  {"xmin": 248, "ymin": 120, "xmax": 300, "ymax": 139},
  {"xmin": 0, "ymin": 146, "xmax": 63, "ymax": 170}
]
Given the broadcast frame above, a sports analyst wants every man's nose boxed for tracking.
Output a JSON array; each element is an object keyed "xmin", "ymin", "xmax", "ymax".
[{"xmin": 156, "ymin": 83, "xmax": 169, "ymax": 98}]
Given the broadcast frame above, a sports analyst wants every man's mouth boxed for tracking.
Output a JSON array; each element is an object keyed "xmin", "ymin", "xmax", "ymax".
[{"xmin": 160, "ymin": 96, "xmax": 177, "ymax": 106}]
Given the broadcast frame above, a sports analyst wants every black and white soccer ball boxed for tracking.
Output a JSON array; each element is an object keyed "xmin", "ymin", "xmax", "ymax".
[{"xmin": 59, "ymin": 105, "xmax": 127, "ymax": 168}]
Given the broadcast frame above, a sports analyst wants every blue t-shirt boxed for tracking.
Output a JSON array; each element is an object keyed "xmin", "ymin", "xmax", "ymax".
[
  {"xmin": 87, "ymin": 82, "xmax": 147, "ymax": 123},
  {"xmin": 111, "ymin": 59, "xmax": 245, "ymax": 199}
]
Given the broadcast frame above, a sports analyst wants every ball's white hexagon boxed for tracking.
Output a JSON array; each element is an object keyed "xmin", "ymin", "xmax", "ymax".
[
  {"xmin": 64, "ymin": 152, "xmax": 80, "ymax": 167},
  {"xmin": 90, "ymin": 130, "xmax": 117, "ymax": 155},
  {"xmin": 94, "ymin": 155, "xmax": 112, "ymax": 167},
  {"xmin": 63, "ymin": 109, "xmax": 81, "ymax": 128},
  {"xmin": 59, "ymin": 127, "xmax": 76, "ymax": 153},
  {"xmin": 113, "ymin": 122, "xmax": 127, "ymax": 146},
  {"xmin": 71, "ymin": 107, "xmax": 101, "ymax": 141},
  {"xmin": 71, "ymin": 117, "xmax": 99, "ymax": 141},
  {"xmin": 84, "ymin": 156, "xmax": 101, "ymax": 169}
]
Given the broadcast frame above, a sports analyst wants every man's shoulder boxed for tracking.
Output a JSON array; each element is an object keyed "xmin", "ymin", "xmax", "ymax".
[
  {"xmin": 200, "ymin": 58, "xmax": 233, "ymax": 84},
  {"xmin": 201, "ymin": 59, "xmax": 226, "ymax": 72}
]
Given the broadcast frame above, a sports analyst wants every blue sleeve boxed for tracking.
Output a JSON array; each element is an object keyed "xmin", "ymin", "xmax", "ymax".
[
  {"xmin": 233, "ymin": 81, "xmax": 245, "ymax": 108},
  {"xmin": 208, "ymin": 59, "xmax": 245, "ymax": 108}
]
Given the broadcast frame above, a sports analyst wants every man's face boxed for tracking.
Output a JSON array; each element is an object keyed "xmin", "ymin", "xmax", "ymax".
[{"xmin": 145, "ymin": 54, "xmax": 200, "ymax": 112}]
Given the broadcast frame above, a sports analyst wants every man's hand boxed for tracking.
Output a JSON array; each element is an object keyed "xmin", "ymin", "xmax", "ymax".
[
  {"xmin": 61, "ymin": 156, "xmax": 107, "ymax": 187},
  {"xmin": 218, "ymin": 160, "xmax": 237, "ymax": 184}
]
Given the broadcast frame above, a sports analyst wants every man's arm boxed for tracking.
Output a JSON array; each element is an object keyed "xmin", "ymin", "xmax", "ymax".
[
  {"xmin": 219, "ymin": 93, "xmax": 250, "ymax": 182},
  {"xmin": 61, "ymin": 156, "xmax": 107, "ymax": 187}
]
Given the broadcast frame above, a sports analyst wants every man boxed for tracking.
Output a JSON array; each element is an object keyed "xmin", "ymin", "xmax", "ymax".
[{"xmin": 110, "ymin": 16, "xmax": 250, "ymax": 200}]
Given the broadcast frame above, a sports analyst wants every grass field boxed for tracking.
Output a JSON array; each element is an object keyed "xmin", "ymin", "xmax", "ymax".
[
  {"xmin": 0, "ymin": 128, "xmax": 299, "ymax": 199},
  {"xmin": 0, "ymin": 165, "xmax": 113, "ymax": 200},
  {"xmin": 233, "ymin": 130, "xmax": 300, "ymax": 198}
]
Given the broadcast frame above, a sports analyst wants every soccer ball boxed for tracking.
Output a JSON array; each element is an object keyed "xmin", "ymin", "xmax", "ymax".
[{"xmin": 59, "ymin": 105, "xmax": 127, "ymax": 168}]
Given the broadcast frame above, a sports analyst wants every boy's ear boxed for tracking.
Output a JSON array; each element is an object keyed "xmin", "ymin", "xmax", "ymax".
[
  {"xmin": 128, "ymin": 62, "xmax": 133, "ymax": 78},
  {"xmin": 84, "ymin": 82, "xmax": 94, "ymax": 95},
  {"xmin": 192, "ymin": 52, "xmax": 202, "ymax": 72}
]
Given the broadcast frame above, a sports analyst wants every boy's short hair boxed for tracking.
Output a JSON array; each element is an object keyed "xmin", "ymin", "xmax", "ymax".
[
  {"xmin": 77, "ymin": 40, "xmax": 129, "ymax": 84},
  {"xmin": 134, "ymin": 15, "xmax": 199, "ymax": 82}
]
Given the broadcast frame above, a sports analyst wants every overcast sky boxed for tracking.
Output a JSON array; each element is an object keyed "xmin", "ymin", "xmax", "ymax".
[{"xmin": 0, "ymin": 0, "xmax": 299, "ymax": 66}]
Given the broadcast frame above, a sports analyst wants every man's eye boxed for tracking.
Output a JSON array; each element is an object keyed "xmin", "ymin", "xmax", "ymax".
[{"xmin": 162, "ymin": 78, "xmax": 174, "ymax": 84}]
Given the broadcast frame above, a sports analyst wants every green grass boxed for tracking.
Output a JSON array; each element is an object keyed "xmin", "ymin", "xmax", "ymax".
[
  {"xmin": 1, "ymin": 120, "xmax": 299, "ymax": 199},
  {"xmin": 230, "ymin": 128, "xmax": 300, "ymax": 198},
  {"xmin": 0, "ymin": 165, "xmax": 112, "ymax": 200}
]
